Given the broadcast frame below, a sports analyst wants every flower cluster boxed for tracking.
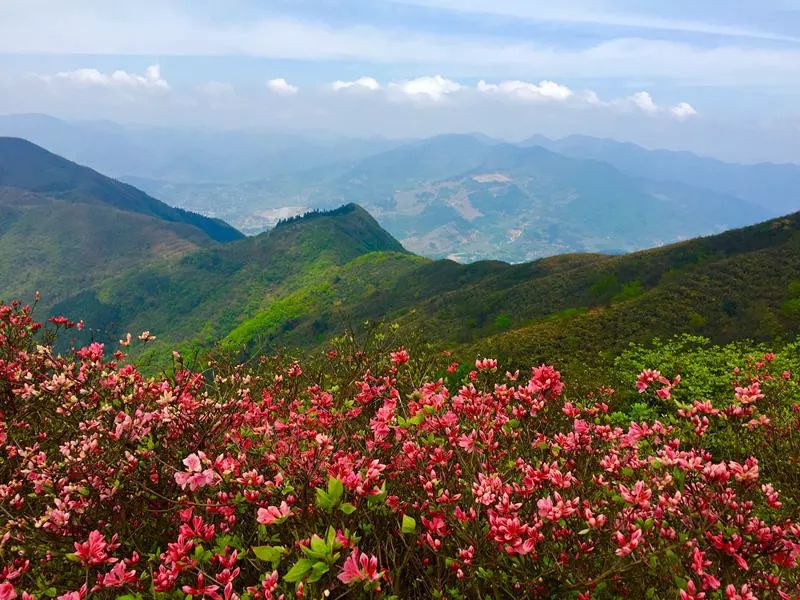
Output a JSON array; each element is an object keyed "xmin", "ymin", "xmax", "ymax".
[{"xmin": 0, "ymin": 301, "xmax": 799, "ymax": 598}]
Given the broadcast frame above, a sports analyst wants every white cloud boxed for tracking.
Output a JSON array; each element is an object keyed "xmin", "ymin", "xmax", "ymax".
[
  {"xmin": 473, "ymin": 79, "xmax": 695, "ymax": 121},
  {"xmin": 266, "ymin": 78, "xmax": 298, "ymax": 96},
  {"xmin": 670, "ymin": 101, "xmax": 698, "ymax": 120},
  {"xmin": 623, "ymin": 91, "xmax": 697, "ymax": 120},
  {"xmin": 42, "ymin": 64, "xmax": 169, "ymax": 90},
  {"xmin": 477, "ymin": 79, "xmax": 573, "ymax": 101},
  {"xmin": 332, "ymin": 76, "xmax": 381, "ymax": 92},
  {"xmin": 629, "ymin": 91, "xmax": 658, "ymax": 114},
  {"xmin": 390, "ymin": 75, "xmax": 461, "ymax": 101}
]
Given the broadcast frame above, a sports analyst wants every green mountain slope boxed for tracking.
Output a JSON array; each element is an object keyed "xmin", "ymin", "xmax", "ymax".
[
  {"xmin": 0, "ymin": 186, "xmax": 217, "ymax": 308},
  {"xmin": 0, "ymin": 137, "xmax": 243, "ymax": 242},
  {"xmin": 51, "ymin": 200, "xmax": 800, "ymax": 376},
  {"xmin": 51, "ymin": 204, "xmax": 410, "ymax": 357}
]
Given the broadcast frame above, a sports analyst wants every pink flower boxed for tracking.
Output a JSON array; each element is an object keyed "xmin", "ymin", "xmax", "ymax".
[
  {"xmin": 472, "ymin": 472, "xmax": 503, "ymax": 506},
  {"xmin": 680, "ymin": 580, "xmax": 706, "ymax": 600},
  {"xmin": 734, "ymin": 382, "xmax": 764, "ymax": 405},
  {"xmin": 337, "ymin": 549, "xmax": 384, "ymax": 589},
  {"xmin": 614, "ymin": 528, "xmax": 643, "ymax": 557},
  {"xmin": 256, "ymin": 501, "xmax": 292, "ymax": 525},
  {"xmin": 475, "ymin": 358, "xmax": 498, "ymax": 371},
  {"xmin": 74, "ymin": 530, "xmax": 115, "ymax": 566},
  {"xmin": 636, "ymin": 369, "xmax": 663, "ymax": 392},
  {"xmin": 57, "ymin": 585, "xmax": 87, "ymax": 600},
  {"xmin": 94, "ymin": 562, "xmax": 137, "ymax": 590},
  {"xmin": 182, "ymin": 573, "xmax": 219, "ymax": 598},
  {"xmin": 0, "ymin": 583, "xmax": 17, "ymax": 600},
  {"xmin": 458, "ymin": 430, "xmax": 478, "ymax": 453},
  {"xmin": 183, "ymin": 453, "xmax": 202, "ymax": 472},
  {"xmin": 390, "ymin": 348, "xmax": 409, "ymax": 365},
  {"xmin": 725, "ymin": 584, "xmax": 757, "ymax": 600},
  {"xmin": 619, "ymin": 481, "xmax": 652, "ymax": 508},
  {"xmin": 174, "ymin": 453, "xmax": 218, "ymax": 491},
  {"xmin": 530, "ymin": 364, "xmax": 564, "ymax": 397}
]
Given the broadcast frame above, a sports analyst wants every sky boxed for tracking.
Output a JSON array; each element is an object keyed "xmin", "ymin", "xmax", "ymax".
[{"xmin": 1, "ymin": 0, "xmax": 799, "ymax": 163}]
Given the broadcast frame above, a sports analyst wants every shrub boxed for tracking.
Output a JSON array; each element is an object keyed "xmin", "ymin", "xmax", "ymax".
[{"xmin": 0, "ymin": 302, "xmax": 799, "ymax": 599}]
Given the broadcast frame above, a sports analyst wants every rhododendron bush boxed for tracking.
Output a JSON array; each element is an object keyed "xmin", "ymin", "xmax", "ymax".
[{"xmin": 1, "ymin": 301, "xmax": 799, "ymax": 599}]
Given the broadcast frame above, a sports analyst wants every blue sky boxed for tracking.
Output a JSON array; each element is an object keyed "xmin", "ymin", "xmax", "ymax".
[{"xmin": 1, "ymin": 0, "xmax": 799, "ymax": 162}]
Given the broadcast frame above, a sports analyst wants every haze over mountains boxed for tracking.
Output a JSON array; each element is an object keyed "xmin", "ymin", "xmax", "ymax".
[{"xmin": 2, "ymin": 114, "xmax": 798, "ymax": 263}]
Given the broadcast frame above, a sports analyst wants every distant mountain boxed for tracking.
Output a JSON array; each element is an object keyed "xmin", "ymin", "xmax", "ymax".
[
  {"xmin": 3, "ymin": 116, "xmax": 791, "ymax": 265},
  {"xmin": 307, "ymin": 135, "xmax": 767, "ymax": 262},
  {"xmin": 138, "ymin": 133, "xmax": 763, "ymax": 262},
  {"xmin": 0, "ymin": 114, "xmax": 404, "ymax": 183},
  {"xmin": 525, "ymin": 134, "xmax": 800, "ymax": 217},
  {"xmin": 0, "ymin": 138, "xmax": 242, "ymax": 242}
]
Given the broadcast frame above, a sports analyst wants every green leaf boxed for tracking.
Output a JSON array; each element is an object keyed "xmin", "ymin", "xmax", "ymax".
[
  {"xmin": 251, "ymin": 545, "xmax": 286, "ymax": 564},
  {"xmin": 308, "ymin": 561, "xmax": 330, "ymax": 583},
  {"xmin": 284, "ymin": 558, "xmax": 314, "ymax": 582},
  {"xmin": 315, "ymin": 488, "xmax": 333, "ymax": 511},
  {"xmin": 327, "ymin": 477, "xmax": 344, "ymax": 505},
  {"xmin": 326, "ymin": 525, "xmax": 337, "ymax": 547},
  {"xmin": 407, "ymin": 412, "xmax": 426, "ymax": 426},
  {"xmin": 401, "ymin": 514, "xmax": 416, "ymax": 534},
  {"xmin": 340, "ymin": 502, "xmax": 357, "ymax": 515},
  {"xmin": 368, "ymin": 482, "xmax": 388, "ymax": 506},
  {"xmin": 310, "ymin": 534, "xmax": 327, "ymax": 555}
]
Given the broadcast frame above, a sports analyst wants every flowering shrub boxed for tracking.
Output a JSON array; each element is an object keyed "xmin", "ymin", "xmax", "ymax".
[{"xmin": 1, "ymin": 300, "xmax": 799, "ymax": 599}]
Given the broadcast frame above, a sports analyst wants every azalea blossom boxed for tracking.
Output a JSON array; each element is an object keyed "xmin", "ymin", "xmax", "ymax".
[
  {"xmin": 256, "ymin": 501, "xmax": 292, "ymax": 525},
  {"xmin": 337, "ymin": 549, "xmax": 384, "ymax": 589}
]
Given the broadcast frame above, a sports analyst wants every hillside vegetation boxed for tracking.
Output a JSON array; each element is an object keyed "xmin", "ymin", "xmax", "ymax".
[
  {"xmin": 0, "ymin": 187, "xmax": 212, "ymax": 307},
  {"xmin": 46, "ymin": 199, "xmax": 800, "ymax": 378}
]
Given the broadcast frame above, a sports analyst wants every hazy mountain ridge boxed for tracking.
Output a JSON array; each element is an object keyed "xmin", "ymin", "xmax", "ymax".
[
  {"xmin": 128, "ymin": 133, "xmax": 777, "ymax": 262},
  {"xmin": 0, "ymin": 114, "xmax": 405, "ymax": 183},
  {"xmin": 526, "ymin": 134, "xmax": 800, "ymax": 217},
  {"xmin": 0, "ymin": 137, "xmax": 243, "ymax": 242},
  {"xmin": 2, "ymin": 116, "xmax": 793, "ymax": 263},
  {"xmin": 314, "ymin": 135, "xmax": 769, "ymax": 261}
]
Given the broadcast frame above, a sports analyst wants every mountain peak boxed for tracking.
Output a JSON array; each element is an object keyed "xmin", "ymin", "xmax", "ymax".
[{"xmin": 270, "ymin": 202, "xmax": 406, "ymax": 255}]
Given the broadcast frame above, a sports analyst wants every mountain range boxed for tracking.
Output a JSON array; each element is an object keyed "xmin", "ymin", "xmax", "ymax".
[
  {"xmin": 3, "ymin": 114, "xmax": 798, "ymax": 263},
  {"xmin": 2, "ymin": 134, "xmax": 800, "ymax": 377}
]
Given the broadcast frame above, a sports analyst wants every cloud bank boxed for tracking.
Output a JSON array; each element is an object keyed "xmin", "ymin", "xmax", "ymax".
[
  {"xmin": 40, "ymin": 64, "xmax": 169, "ymax": 91},
  {"xmin": 326, "ymin": 74, "xmax": 696, "ymax": 119}
]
